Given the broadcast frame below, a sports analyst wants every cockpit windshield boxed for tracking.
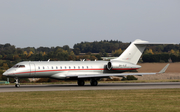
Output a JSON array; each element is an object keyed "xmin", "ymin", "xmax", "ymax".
[{"xmin": 13, "ymin": 65, "xmax": 25, "ymax": 68}]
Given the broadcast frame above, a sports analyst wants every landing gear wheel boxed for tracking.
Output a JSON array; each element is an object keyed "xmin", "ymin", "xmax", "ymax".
[
  {"xmin": 14, "ymin": 78, "xmax": 20, "ymax": 88},
  {"xmin": 90, "ymin": 80, "xmax": 98, "ymax": 86},
  {"xmin": 77, "ymin": 80, "xmax": 85, "ymax": 86},
  {"xmin": 15, "ymin": 84, "xmax": 20, "ymax": 88}
]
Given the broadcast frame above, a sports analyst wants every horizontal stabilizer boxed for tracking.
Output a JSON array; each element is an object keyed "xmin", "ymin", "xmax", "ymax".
[{"xmin": 135, "ymin": 42, "xmax": 175, "ymax": 45}]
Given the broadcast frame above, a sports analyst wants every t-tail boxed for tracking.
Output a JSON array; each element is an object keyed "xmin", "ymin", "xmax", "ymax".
[{"xmin": 112, "ymin": 39, "xmax": 160, "ymax": 65}]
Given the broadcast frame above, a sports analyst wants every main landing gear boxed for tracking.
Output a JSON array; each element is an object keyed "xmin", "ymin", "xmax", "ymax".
[
  {"xmin": 77, "ymin": 79, "xmax": 98, "ymax": 86},
  {"xmin": 90, "ymin": 79, "xmax": 98, "ymax": 86},
  {"xmin": 14, "ymin": 78, "xmax": 20, "ymax": 88},
  {"xmin": 77, "ymin": 80, "xmax": 85, "ymax": 86}
]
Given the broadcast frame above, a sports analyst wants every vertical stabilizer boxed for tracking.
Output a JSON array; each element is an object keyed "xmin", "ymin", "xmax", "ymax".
[{"xmin": 112, "ymin": 39, "xmax": 148, "ymax": 64}]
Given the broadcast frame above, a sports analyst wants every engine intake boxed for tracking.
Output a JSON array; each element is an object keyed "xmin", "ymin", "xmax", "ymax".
[{"xmin": 107, "ymin": 61, "xmax": 124, "ymax": 70}]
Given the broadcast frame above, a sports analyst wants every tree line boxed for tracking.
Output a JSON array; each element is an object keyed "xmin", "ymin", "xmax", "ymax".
[
  {"xmin": 1, "ymin": 40, "xmax": 180, "ymax": 82},
  {"xmin": 0, "ymin": 40, "xmax": 180, "ymax": 70}
]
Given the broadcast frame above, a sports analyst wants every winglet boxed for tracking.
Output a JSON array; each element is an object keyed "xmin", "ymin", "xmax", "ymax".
[{"xmin": 158, "ymin": 64, "xmax": 169, "ymax": 74}]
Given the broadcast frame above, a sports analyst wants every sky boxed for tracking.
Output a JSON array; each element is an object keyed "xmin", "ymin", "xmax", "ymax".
[{"xmin": 0, "ymin": 0, "xmax": 180, "ymax": 48}]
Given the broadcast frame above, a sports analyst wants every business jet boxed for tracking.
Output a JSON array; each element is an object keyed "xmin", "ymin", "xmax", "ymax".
[{"xmin": 3, "ymin": 39, "xmax": 170, "ymax": 87}]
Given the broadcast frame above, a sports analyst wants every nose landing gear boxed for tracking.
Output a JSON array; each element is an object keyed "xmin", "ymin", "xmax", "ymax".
[{"xmin": 14, "ymin": 78, "xmax": 20, "ymax": 88}]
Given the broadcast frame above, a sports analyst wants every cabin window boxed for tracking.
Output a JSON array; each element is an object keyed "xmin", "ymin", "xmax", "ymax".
[
  {"xmin": 74, "ymin": 66, "xmax": 76, "ymax": 69},
  {"xmin": 87, "ymin": 66, "xmax": 88, "ymax": 69},
  {"xmin": 82, "ymin": 66, "xmax": 84, "ymax": 69},
  {"xmin": 56, "ymin": 66, "xmax": 58, "ymax": 69},
  {"xmin": 43, "ymin": 67, "xmax": 45, "ymax": 69},
  {"xmin": 69, "ymin": 66, "xmax": 71, "ymax": 69},
  {"xmin": 60, "ymin": 66, "xmax": 62, "ymax": 69},
  {"xmin": 52, "ymin": 67, "xmax": 53, "ymax": 69},
  {"xmin": 65, "ymin": 66, "xmax": 66, "ymax": 69},
  {"xmin": 38, "ymin": 67, "xmax": 40, "ymax": 69},
  {"xmin": 78, "ymin": 66, "xmax": 80, "ymax": 69},
  {"xmin": 13, "ymin": 65, "xmax": 25, "ymax": 68},
  {"xmin": 19, "ymin": 65, "xmax": 25, "ymax": 68},
  {"xmin": 13, "ymin": 65, "xmax": 18, "ymax": 68}
]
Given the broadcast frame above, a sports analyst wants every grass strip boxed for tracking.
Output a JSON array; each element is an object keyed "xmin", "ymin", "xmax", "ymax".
[{"xmin": 0, "ymin": 89, "xmax": 180, "ymax": 112}]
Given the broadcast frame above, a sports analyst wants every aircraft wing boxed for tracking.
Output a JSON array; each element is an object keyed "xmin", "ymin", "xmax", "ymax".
[
  {"xmin": 66, "ymin": 64, "xmax": 169, "ymax": 79},
  {"xmin": 75, "ymin": 73, "xmax": 156, "ymax": 78}
]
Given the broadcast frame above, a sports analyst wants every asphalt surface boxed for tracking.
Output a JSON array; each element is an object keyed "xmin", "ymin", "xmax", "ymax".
[{"xmin": 0, "ymin": 82, "xmax": 180, "ymax": 92}]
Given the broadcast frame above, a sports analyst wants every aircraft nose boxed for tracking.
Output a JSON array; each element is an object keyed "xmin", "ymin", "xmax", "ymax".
[
  {"xmin": 3, "ymin": 69, "xmax": 16, "ymax": 76},
  {"xmin": 3, "ymin": 70, "xmax": 11, "ymax": 76},
  {"xmin": 3, "ymin": 71, "xmax": 8, "ymax": 76}
]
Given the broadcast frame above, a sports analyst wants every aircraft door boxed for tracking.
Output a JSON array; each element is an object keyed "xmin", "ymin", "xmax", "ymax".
[{"xmin": 30, "ymin": 63, "xmax": 36, "ymax": 76}]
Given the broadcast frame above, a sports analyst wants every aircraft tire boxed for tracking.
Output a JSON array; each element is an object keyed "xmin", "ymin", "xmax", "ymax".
[
  {"xmin": 90, "ymin": 80, "xmax": 98, "ymax": 86},
  {"xmin": 77, "ymin": 80, "xmax": 85, "ymax": 86},
  {"xmin": 15, "ymin": 84, "xmax": 20, "ymax": 88}
]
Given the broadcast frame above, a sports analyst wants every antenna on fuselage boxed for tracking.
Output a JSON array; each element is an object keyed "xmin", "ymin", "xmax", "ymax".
[{"xmin": 48, "ymin": 59, "xmax": 50, "ymax": 62}]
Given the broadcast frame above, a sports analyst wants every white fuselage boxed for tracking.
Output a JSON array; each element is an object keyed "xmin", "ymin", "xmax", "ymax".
[{"xmin": 3, "ymin": 61, "xmax": 141, "ymax": 80}]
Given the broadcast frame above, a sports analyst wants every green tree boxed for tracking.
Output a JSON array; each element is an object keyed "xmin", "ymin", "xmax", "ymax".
[
  {"xmin": 23, "ymin": 51, "xmax": 28, "ymax": 55},
  {"xmin": 3, "ymin": 63, "xmax": 9, "ymax": 70},
  {"xmin": 14, "ymin": 55, "xmax": 20, "ymax": 61},
  {"xmin": 62, "ymin": 45, "xmax": 70, "ymax": 51},
  {"xmin": 27, "ymin": 51, "xmax": 34, "ymax": 58},
  {"xmin": 0, "ymin": 55, "xmax": 2, "ymax": 59},
  {"xmin": 144, "ymin": 49, "xmax": 154, "ymax": 54},
  {"xmin": 112, "ymin": 48, "xmax": 123, "ymax": 56},
  {"xmin": 73, "ymin": 48, "xmax": 80, "ymax": 55},
  {"xmin": 170, "ymin": 49, "xmax": 175, "ymax": 54}
]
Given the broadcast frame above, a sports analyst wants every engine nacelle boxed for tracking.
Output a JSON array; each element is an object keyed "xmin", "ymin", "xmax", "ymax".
[
  {"xmin": 107, "ymin": 61, "xmax": 121, "ymax": 70},
  {"xmin": 107, "ymin": 61, "xmax": 141, "ymax": 71}
]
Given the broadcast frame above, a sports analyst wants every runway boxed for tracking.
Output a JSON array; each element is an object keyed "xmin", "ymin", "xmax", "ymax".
[{"xmin": 0, "ymin": 82, "xmax": 180, "ymax": 92}]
